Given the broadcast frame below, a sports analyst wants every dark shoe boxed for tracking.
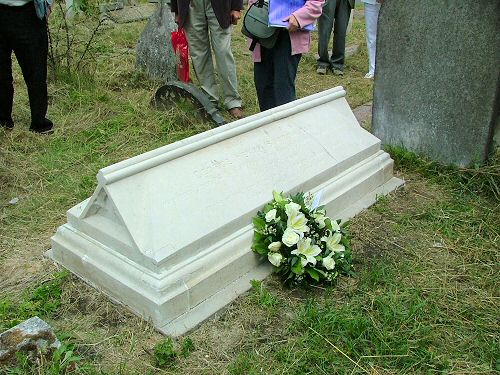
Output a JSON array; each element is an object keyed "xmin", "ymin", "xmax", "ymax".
[
  {"xmin": 30, "ymin": 118, "xmax": 54, "ymax": 134},
  {"xmin": 228, "ymin": 107, "xmax": 244, "ymax": 119},
  {"xmin": 0, "ymin": 119, "xmax": 14, "ymax": 130},
  {"xmin": 316, "ymin": 66, "xmax": 328, "ymax": 75},
  {"xmin": 333, "ymin": 69, "xmax": 344, "ymax": 76}
]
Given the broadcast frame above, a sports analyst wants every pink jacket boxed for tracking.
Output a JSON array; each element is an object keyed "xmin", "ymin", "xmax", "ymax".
[{"xmin": 248, "ymin": 0, "xmax": 324, "ymax": 62}]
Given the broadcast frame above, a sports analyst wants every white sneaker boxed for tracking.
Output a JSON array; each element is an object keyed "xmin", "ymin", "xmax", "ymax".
[{"xmin": 364, "ymin": 72, "xmax": 374, "ymax": 79}]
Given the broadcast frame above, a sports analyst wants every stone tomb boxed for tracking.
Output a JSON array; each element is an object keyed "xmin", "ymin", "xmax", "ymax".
[
  {"xmin": 48, "ymin": 87, "xmax": 403, "ymax": 335},
  {"xmin": 373, "ymin": 0, "xmax": 499, "ymax": 167}
]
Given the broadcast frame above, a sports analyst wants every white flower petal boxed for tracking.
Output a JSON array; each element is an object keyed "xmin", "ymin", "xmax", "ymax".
[
  {"xmin": 267, "ymin": 241, "xmax": 282, "ymax": 252},
  {"xmin": 282, "ymin": 228, "xmax": 300, "ymax": 247},
  {"xmin": 331, "ymin": 244, "xmax": 345, "ymax": 253},
  {"xmin": 306, "ymin": 255, "xmax": 317, "ymax": 266},
  {"xmin": 265, "ymin": 209, "xmax": 277, "ymax": 222},
  {"xmin": 268, "ymin": 252, "xmax": 283, "ymax": 267},
  {"xmin": 331, "ymin": 220, "xmax": 341, "ymax": 232},
  {"xmin": 322, "ymin": 256, "xmax": 335, "ymax": 270},
  {"xmin": 285, "ymin": 202, "xmax": 301, "ymax": 217}
]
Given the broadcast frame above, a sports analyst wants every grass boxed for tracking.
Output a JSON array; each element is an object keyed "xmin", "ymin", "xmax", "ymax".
[
  {"xmin": 1, "ymin": 2, "xmax": 499, "ymax": 374},
  {"xmin": 0, "ymin": 271, "xmax": 68, "ymax": 332}
]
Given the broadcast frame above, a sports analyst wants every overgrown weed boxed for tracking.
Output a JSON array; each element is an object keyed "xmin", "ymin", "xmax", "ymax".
[
  {"xmin": 0, "ymin": 271, "xmax": 68, "ymax": 331},
  {"xmin": 387, "ymin": 145, "xmax": 500, "ymax": 201}
]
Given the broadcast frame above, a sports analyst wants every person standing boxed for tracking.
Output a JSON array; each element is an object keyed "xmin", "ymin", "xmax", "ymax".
[
  {"xmin": 250, "ymin": 0, "xmax": 324, "ymax": 111},
  {"xmin": 362, "ymin": 0, "xmax": 382, "ymax": 79},
  {"xmin": 316, "ymin": 0, "xmax": 355, "ymax": 75},
  {"xmin": 0, "ymin": 0, "xmax": 53, "ymax": 133},
  {"xmin": 171, "ymin": 0, "xmax": 244, "ymax": 119}
]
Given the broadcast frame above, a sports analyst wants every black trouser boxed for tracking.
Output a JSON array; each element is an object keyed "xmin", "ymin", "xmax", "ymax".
[
  {"xmin": 317, "ymin": 0, "xmax": 352, "ymax": 70},
  {"xmin": 0, "ymin": 2, "xmax": 48, "ymax": 127},
  {"xmin": 253, "ymin": 31, "xmax": 302, "ymax": 112}
]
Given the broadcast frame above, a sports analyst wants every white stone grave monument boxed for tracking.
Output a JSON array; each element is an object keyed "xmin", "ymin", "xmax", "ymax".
[{"xmin": 48, "ymin": 87, "xmax": 403, "ymax": 335}]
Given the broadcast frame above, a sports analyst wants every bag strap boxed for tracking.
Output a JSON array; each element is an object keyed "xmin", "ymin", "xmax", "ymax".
[{"xmin": 249, "ymin": 39, "xmax": 258, "ymax": 52}]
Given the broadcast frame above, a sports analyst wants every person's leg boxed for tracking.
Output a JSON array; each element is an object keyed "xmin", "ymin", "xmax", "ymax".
[
  {"xmin": 254, "ymin": 46, "xmax": 276, "ymax": 112},
  {"xmin": 364, "ymin": 2, "xmax": 380, "ymax": 77},
  {"xmin": 317, "ymin": 0, "xmax": 336, "ymax": 72},
  {"xmin": 206, "ymin": 2, "xmax": 242, "ymax": 111},
  {"xmin": 272, "ymin": 32, "xmax": 301, "ymax": 107},
  {"xmin": 184, "ymin": 0, "xmax": 219, "ymax": 103},
  {"xmin": 0, "ymin": 6, "xmax": 14, "ymax": 128},
  {"xmin": 12, "ymin": 5, "xmax": 49, "ymax": 129},
  {"xmin": 330, "ymin": 0, "xmax": 352, "ymax": 72}
]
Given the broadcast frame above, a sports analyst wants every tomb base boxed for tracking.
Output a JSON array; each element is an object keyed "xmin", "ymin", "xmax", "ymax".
[{"xmin": 49, "ymin": 87, "xmax": 403, "ymax": 335}]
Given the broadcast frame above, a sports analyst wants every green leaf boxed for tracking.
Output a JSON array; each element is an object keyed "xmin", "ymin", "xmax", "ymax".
[
  {"xmin": 276, "ymin": 220, "xmax": 287, "ymax": 235},
  {"xmin": 291, "ymin": 259, "xmax": 303, "ymax": 275},
  {"xmin": 325, "ymin": 218, "xmax": 332, "ymax": 231},
  {"xmin": 263, "ymin": 203, "xmax": 274, "ymax": 213},
  {"xmin": 252, "ymin": 242, "xmax": 268, "ymax": 255},
  {"xmin": 252, "ymin": 216, "xmax": 266, "ymax": 231},
  {"xmin": 306, "ymin": 268, "xmax": 320, "ymax": 282},
  {"xmin": 253, "ymin": 231, "xmax": 264, "ymax": 242},
  {"xmin": 272, "ymin": 190, "xmax": 286, "ymax": 203},
  {"xmin": 290, "ymin": 192, "xmax": 306, "ymax": 210},
  {"xmin": 315, "ymin": 268, "xmax": 327, "ymax": 278}
]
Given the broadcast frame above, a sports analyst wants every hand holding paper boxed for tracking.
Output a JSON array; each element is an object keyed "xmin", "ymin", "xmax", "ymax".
[
  {"xmin": 284, "ymin": 14, "xmax": 300, "ymax": 32},
  {"xmin": 268, "ymin": 0, "xmax": 314, "ymax": 31}
]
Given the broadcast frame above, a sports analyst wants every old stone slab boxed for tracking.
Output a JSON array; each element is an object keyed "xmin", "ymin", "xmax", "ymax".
[
  {"xmin": 0, "ymin": 317, "xmax": 60, "ymax": 363},
  {"xmin": 372, "ymin": 0, "xmax": 500, "ymax": 166},
  {"xmin": 153, "ymin": 82, "xmax": 226, "ymax": 127},
  {"xmin": 48, "ymin": 87, "xmax": 403, "ymax": 336},
  {"xmin": 106, "ymin": 4, "xmax": 156, "ymax": 23}
]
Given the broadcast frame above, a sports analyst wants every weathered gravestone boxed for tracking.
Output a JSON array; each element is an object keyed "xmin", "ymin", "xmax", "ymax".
[
  {"xmin": 372, "ymin": 0, "xmax": 500, "ymax": 167},
  {"xmin": 136, "ymin": 0, "xmax": 177, "ymax": 82},
  {"xmin": 48, "ymin": 87, "xmax": 403, "ymax": 335},
  {"xmin": 0, "ymin": 317, "xmax": 60, "ymax": 363}
]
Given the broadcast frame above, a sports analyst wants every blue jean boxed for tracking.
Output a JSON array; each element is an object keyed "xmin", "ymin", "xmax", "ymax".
[
  {"xmin": 253, "ymin": 31, "xmax": 302, "ymax": 112},
  {"xmin": 0, "ymin": 3, "xmax": 48, "ymax": 127}
]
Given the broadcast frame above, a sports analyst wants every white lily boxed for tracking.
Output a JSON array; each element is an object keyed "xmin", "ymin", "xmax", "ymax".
[
  {"xmin": 265, "ymin": 209, "xmax": 277, "ymax": 222},
  {"xmin": 291, "ymin": 238, "xmax": 321, "ymax": 267},
  {"xmin": 322, "ymin": 255, "xmax": 336, "ymax": 270},
  {"xmin": 314, "ymin": 212, "xmax": 326, "ymax": 229},
  {"xmin": 331, "ymin": 219, "xmax": 341, "ymax": 232},
  {"xmin": 285, "ymin": 202, "xmax": 301, "ymax": 216},
  {"xmin": 268, "ymin": 252, "xmax": 283, "ymax": 267},
  {"xmin": 282, "ymin": 227, "xmax": 300, "ymax": 247},
  {"xmin": 268, "ymin": 241, "xmax": 282, "ymax": 252},
  {"xmin": 324, "ymin": 232, "xmax": 345, "ymax": 253},
  {"xmin": 286, "ymin": 207, "xmax": 309, "ymax": 235}
]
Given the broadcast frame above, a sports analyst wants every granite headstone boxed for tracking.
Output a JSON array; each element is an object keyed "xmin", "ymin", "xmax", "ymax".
[
  {"xmin": 136, "ymin": 0, "xmax": 177, "ymax": 82},
  {"xmin": 372, "ymin": 0, "xmax": 499, "ymax": 167}
]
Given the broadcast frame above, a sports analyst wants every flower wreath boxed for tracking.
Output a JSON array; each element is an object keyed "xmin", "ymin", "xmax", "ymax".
[{"xmin": 252, "ymin": 191, "xmax": 353, "ymax": 285}]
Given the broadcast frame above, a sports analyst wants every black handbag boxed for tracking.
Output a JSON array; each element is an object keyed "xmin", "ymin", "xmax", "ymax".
[{"xmin": 241, "ymin": 0, "xmax": 281, "ymax": 51}]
